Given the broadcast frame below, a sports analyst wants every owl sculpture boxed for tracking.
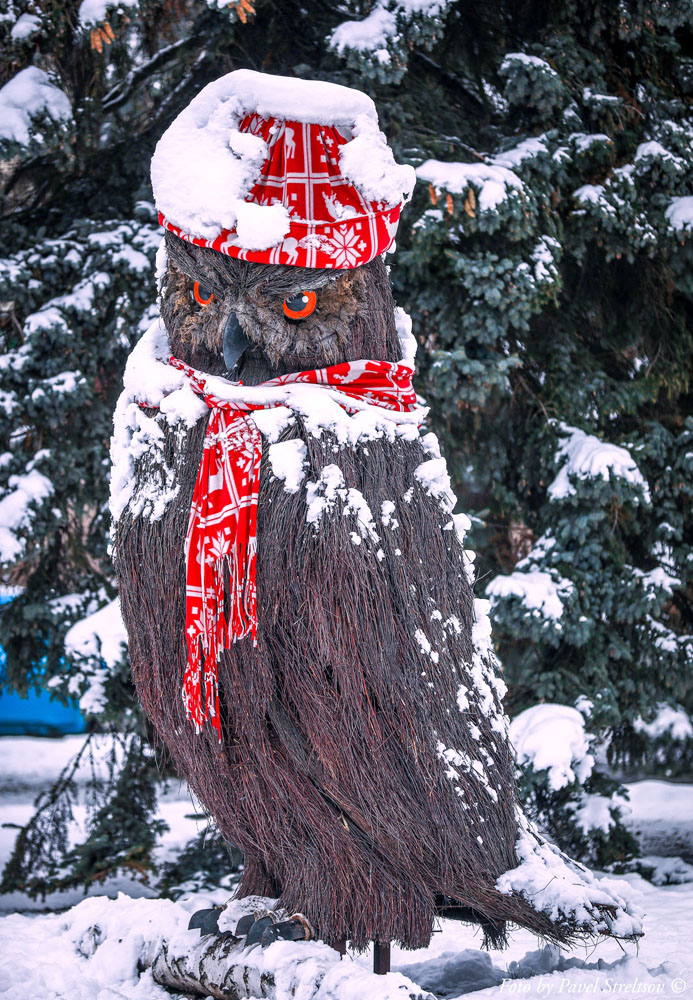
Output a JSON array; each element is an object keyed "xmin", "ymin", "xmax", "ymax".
[{"xmin": 111, "ymin": 70, "xmax": 641, "ymax": 970}]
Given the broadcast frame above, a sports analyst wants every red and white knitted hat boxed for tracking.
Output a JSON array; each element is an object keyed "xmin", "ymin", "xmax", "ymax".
[{"xmin": 151, "ymin": 70, "xmax": 415, "ymax": 269}]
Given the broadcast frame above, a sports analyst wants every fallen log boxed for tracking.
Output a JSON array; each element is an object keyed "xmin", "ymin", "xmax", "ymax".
[
  {"xmin": 146, "ymin": 894, "xmax": 436, "ymax": 1000},
  {"xmin": 151, "ymin": 932, "xmax": 436, "ymax": 1000},
  {"xmin": 70, "ymin": 891, "xmax": 433, "ymax": 999}
]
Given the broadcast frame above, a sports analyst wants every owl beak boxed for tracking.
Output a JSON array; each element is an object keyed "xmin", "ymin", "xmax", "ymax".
[{"xmin": 223, "ymin": 311, "xmax": 250, "ymax": 373}]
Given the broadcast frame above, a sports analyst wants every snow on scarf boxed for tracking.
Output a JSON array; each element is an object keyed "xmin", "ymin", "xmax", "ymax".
[{"xmin": 166, "ymin": 356, "xmax": 419, "ymax": 741}]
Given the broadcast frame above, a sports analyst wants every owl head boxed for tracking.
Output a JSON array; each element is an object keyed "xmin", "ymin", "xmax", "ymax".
[{"xmin": 151, "ymin": 70, "xmax": 415, "ymax": 375}]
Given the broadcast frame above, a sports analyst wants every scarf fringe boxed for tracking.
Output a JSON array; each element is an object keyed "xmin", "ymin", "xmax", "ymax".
[{"xmin": 182, "ymin": 541, "xmax": 259, "ymax": 741}]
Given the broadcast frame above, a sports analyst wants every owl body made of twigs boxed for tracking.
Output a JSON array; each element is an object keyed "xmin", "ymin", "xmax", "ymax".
[{"xmin": 111, "ymin": 69, "xmax": 642, "ymax": 954}]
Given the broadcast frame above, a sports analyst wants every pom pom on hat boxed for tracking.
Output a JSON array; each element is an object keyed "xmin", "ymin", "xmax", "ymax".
[{"xmin": 151, "ymin": 69, "xmax": 415, "ymax": 269}]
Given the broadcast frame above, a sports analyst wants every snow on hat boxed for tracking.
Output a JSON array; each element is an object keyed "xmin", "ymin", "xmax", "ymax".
[{"xmin": 151, "ymin": 69, "xmax": 415, "ymax": 269}]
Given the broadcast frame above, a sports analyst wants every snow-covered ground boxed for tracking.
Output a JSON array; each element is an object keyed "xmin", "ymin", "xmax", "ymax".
[
  {"xmin": 627, "ymin": 780, "xmax": 693, "ymax": 862},
  {"xmin": 0, "ymin": 736, "xmax": 692, "ymax": 999}
]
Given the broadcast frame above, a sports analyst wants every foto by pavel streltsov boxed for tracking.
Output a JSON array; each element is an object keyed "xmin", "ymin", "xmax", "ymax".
[{"xmin": 498, "ymin": 976, "xmax": 675, "ymax": 995}]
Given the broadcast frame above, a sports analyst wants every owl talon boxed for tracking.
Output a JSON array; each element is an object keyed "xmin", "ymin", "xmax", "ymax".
[
  {"xmin": 244, "ymin": 913, "xmax": 277, "ymax": 946},
  {"xmin": 187, "ymin": 903, "xmax": 227, "ymax": 937},
  {"xmin": 261, "ymin": 913, "xmax": 314, "ymax": 947},
  {"xmin": 234, "ymin": 913, "xmax": 255, "ymax": 937}
]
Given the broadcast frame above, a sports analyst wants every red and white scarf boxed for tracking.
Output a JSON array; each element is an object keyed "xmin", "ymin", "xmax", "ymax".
[{"xmin": 165, "ymin": 356, "xmax": 419, "ymax": 741}]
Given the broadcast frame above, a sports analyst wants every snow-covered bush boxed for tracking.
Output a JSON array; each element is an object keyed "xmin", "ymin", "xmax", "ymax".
[
  {"xmin": 498, "ymin": 53, "xmax": 566, "ymax": 117},
  {"xmin": 486, "ymin": 421, "xmax": 691, "ymax": 760},
  {"xmin": 329, "ymin": 0, "xmax": 458, "ymax": 84},
  {"xmin": 511, "ymin": 703, "xmax": 638, "ymax": 869},
  {"xmin": 0, "ymin": 66, "xmax": 72, "ymax": 147}
]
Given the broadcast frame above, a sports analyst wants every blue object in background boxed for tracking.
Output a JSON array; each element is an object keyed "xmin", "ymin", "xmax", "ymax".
[
  {"xmin": 0, "ymin": 684, "xmax": 86, "ymax": 736},
  {"xmin": 0, "ymin": 592, "xmax": 86, "ymax": 736}
]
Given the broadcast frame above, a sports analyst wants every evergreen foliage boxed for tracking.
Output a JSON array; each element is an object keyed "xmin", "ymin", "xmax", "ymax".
[
  {"xmin": 390, "ymin": 3, "xmax": 693, "ymax": 769},
  {"xmin": 1, "ymin": 0, "xmax": 691, "ymax": 889},
  {"xmin": 0, "ymin": 217, "xmax": 158, "ymax": 707},
  {"xmin": 516, "ymin": 761, "xmax": 639, "ymax": 871},
  {"xmin": 159, "ymin": 828, "xmax": 243, "ymax": 901},
  {"xmin": 59, "ymin": 734, "xmax": 167, "ymax": 891},
  {"xmin": 0, "ymin": 733, "xmax": 165, "ymax": 896}
]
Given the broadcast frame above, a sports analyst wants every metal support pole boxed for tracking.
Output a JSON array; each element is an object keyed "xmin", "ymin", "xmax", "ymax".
[{"xmin": 373, "ymin": 941, "xmax": 390, "ymax": 975}]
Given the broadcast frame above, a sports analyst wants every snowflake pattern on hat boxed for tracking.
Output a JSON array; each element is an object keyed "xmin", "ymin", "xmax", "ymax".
[{"xmin": 159, "ymin": 112, "xmax": 405, "ymax": 269}]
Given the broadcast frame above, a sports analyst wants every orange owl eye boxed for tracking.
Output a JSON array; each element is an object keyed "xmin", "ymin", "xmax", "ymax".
[
  {"xmin": 193, "ymin": 281, "xmax": 214, "ymax": 305},
  {"xmin": 283, "ymin": 290, "xmax": 318, "ymax": 321}
]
